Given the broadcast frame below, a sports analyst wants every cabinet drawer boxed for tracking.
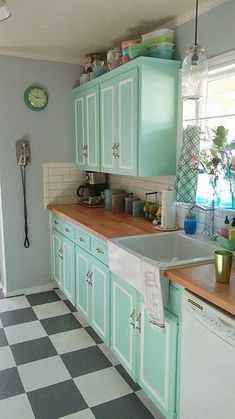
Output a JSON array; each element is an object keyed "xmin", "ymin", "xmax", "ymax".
[
  {"xmin": 62, "ymin": 221, "xmax": 75, "ymax": 241},
  {"xmin": 75, "ymin": 228, "xmax": 90, "ymax": 251},
  {"xmin": 91, "ymin": 238, "xmax": 108, "ymax": 265},
  {"xmin": 51, "ymin": 214, "xmax": 63, "ymax": 233}
]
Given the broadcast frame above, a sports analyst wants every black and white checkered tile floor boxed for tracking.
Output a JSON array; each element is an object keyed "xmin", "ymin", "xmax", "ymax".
[{"xmin": 0, "ymin": 289, "xmax": 163, "ymax": 419}]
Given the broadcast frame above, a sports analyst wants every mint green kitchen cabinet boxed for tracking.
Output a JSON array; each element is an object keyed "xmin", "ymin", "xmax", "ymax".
[
  {"xmin": 90, "ymin": 256, "xmax": 110, "ymax": 343},
  {"xmin": 75, "ymin": 244, "xmax": 110, "ymax": 344},
  {"xmin": 75, "ymin": 245, "xmax": 90, "ymax": 318},
  {"xmin": 74, "ymin": 85, "xmax": 100, "ymax": 171},
  {"xmin": 52, "ymin": 229, "xmax": 62, "ymax": 287},
  {"xmin": 138, "ymin": 295, "xmax": 178, "ymax": 419},
  {"xmin": 111, "ymin": 273, "xmax": 178, "ymax": 419},
  {"xmin": 100, "ymin": 69, "xmax": 138, "ymax": 175},
  {"xmin": 52, "ymin": 229, "xmax": 76, "ymax": 305},
  {"xmin": 111, "ymin": 273, "xmax": 138, "ymax": 378},
  {"xmin": 74, "ymin": 57, "xmax": 180, "ymax": 176}
]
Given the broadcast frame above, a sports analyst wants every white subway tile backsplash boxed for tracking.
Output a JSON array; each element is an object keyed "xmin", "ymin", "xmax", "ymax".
[
  {"xmin": 55, "ymin": 167, "xmax": 70, "ymax": 175},
  {"xmin": 43, "ymin": 163, "xmax": 85, "ymax": 208},
  {"xmin": 108, "ymin": 173, "xmax": 234, "ymax": 232},
  {"xmin": 49, "ymin": 175, "xmax": 64, "ymax": 183}
]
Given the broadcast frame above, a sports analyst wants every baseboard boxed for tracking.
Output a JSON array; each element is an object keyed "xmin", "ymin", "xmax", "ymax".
[{"xmin": 4, "ymin": 281, "xmax": 55, "ymax": 297}]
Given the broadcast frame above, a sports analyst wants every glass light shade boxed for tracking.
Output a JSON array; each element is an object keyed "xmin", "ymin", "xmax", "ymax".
[
  {"xmin": 182, "ymin": 44, "xmax": 208, "ymax": 101},
  {"xmin": 0, "ymin": 0, "xmax": 11, "ymax": 21}
]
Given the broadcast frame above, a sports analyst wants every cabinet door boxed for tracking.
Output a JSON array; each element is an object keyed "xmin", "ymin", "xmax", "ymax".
[
  {"xmin": 138, "ymin": 299, "xmax": 178, "ymax": 419},
  {"xmin": 100, "ymin": 80, "xmax": 116, "ymax": 173},
  {"xmin": 111, "ymin": 274, "xmax": 137, "ymax": 380},
  {"xmin": 75, "ymin": 245, "xmax": 90, "ymax": 320},
  {"xmin": 116, "ymin": 69, "xmax": 138, "ymax": 175},
  {"xmin": 85, "ymin": 87, "xmax": 100, "ymax": 171},
  {"xmin": 52, "ymin": 229, "xmax": 62, "ymax": 287},
  {"xmin": 75, "ymin": 94, "xmax": 86, "ymax": 169},
  {"xmin": 62, "ymin": 237, "xmax": 75, "ymax": 305},
  {"xmin": 90, "ymin": 257, "xmax": 110, "ymax": 344}
]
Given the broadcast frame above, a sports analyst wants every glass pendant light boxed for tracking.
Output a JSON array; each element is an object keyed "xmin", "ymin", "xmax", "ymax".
[
  {"xmin": 182, "ymin": 0, "xmax": 208, "ymax": 101},
  {"xmin": 0, "ymin": 0, "xmax": 11, "ymax": 21}
]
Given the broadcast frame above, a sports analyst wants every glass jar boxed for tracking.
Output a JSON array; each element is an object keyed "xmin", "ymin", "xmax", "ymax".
[
  {"xmin": 107, "ymin": 48, "xmax": 121, "ymax": 71},
  {"xmin": 184, "ymin": 212, "xmax": 197, "ymax": 234}
]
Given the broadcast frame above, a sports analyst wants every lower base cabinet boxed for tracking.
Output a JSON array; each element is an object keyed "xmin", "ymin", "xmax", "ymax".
[
  {"xmin": 51, "ymin": 213, "xmax": 180, "ymax": 419},
  {"xmin": 52, "ymin": 229, "xmax": 75, "ymax": 305},
  {"xmin": 75, "ymin": 245, "xmax": 110, "ymax": 344},
  {"xmin": 111, "ymin": 273, "xmax": 178, "ymax": 419}
]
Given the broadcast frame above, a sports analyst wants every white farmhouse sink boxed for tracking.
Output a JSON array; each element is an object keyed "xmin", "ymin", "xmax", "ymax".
[{"xmin": 108, "ymin": 231, "xmax": 219, "ymax": 296}]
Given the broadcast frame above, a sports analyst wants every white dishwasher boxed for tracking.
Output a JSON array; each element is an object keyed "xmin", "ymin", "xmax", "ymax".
[{"xmin": 179, "ymin": 290, "xmax": 235, "ymax": 419}]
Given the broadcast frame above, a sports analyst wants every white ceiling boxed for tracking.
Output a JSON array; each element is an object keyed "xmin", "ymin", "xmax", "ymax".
[{"xmin": 0, "ymin": 0, "xmax": 227, "ymax": 64}]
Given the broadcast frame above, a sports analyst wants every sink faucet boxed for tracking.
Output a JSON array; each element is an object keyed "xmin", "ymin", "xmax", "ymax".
[{"xmin": 188, "ymin": 201, "xmax": 217, "ymax": 241}]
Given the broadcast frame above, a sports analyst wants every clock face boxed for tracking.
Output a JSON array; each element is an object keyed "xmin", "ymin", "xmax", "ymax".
[{"xmin": 24, "ymin": 86, "xmax": 48, "ymax": 111}]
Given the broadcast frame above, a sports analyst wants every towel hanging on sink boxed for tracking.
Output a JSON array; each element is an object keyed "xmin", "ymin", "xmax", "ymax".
[{"xmin": 140, "ymin": 259, "xmax": 165, "ymax": 332}]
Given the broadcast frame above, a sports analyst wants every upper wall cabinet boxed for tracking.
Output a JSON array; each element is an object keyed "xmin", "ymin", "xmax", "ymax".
[
  {"xmin": 74, "ymin": 85, "xmax": 100, "ymax": 172},
  {"xmin": 100, "ymin": 69, "xmax": 138, "ymax": 176},
  {"xmin": 73, "ymin": 57, "xmax": 180, "ymax": 177}
]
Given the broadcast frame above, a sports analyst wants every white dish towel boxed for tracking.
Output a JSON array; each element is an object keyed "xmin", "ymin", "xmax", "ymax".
[{"xmin": 140, "ymin": 258, "xmax": 165, "ymax": 332}]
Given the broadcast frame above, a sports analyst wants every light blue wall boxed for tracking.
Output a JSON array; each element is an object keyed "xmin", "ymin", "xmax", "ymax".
[
  {"xmin": 175, "ymin": 0, "xmax": 235, "ymax": 60},
  {"xmin": 0, "ymin": 55, "xmax": 79, "ymax": 293}
]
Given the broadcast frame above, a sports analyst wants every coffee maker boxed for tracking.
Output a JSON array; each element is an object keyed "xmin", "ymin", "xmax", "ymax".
[{"xmin": 77, "ymin": 172, "xmax": 107, "ymax": 207}]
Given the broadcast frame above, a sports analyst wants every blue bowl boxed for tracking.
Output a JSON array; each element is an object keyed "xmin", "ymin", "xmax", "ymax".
[{"xmin": 92, "ymin": 66, "xmax": 108, "ymax": 77}]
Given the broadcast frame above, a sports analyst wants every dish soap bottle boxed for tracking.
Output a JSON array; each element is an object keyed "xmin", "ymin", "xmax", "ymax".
[
  {"xmin": 220, "ymin": 215, "xmax": 230, "ymax": 238},
  {"xmin": 184, "ymin": 210, "xmax": 197, "ymax": 234}
]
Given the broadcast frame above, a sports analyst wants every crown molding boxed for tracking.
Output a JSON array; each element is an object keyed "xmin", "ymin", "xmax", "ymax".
[
  {"xmin": 161, "ymin": 0, "xmax": 229, "ymax": 29},
  {"xmin": 208, "ymin": 50, "xmax": 235, "ymax": 70},
  {"xmin": 0, "ymin": 49, "xmax": 80, "ymax": 64}
]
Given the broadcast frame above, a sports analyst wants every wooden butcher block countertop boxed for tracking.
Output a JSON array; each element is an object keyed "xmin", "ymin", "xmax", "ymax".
[
  {"xmin": 48, "ymin": 204, "xmax": 235, "ymax": 315},
  {"xmin": 166, "ymin": 260, "xmax": 235, "ymax": 316},
  {"xmin": 48, "ymin": 204, "xmax": 158, "ymax": 240}
]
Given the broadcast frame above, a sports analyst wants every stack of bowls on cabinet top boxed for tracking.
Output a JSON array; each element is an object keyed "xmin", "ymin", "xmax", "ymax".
[
  {"xmin": 141, "ymin": 29, "xmax": 175, "ymax": 60},
  {"xmin": 121, "ymin": 39, "xmax": 140, "ymax": 64}
]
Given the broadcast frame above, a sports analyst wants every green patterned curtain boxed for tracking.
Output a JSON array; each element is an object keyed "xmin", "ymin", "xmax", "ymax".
[{"xmin": 175, "ymin": 125, "xmax": 201, "ymax": 203}]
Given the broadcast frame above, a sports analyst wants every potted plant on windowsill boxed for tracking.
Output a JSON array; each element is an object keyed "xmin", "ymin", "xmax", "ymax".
[{"xmin": 192, "ymin": 126, "xmax": 235, "ymax": 209}]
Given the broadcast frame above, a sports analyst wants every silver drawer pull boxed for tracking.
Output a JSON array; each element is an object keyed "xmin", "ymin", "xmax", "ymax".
[
  {"xmin": 65, "ymin": 228, "xmax": 70, "ymax": 233},
  {"xmin": 96, "ymin": 247, "xmax": 104, "ymax": 255},
  {"xmin": 136, "ymin": 312, "xmax": 141, "ymax": 333},
  {"xmin": 130, "ymin": 308, "xmax": 136, "ymax": 329},
  {"xmin": 79, "ymin": 237, "xmax": 85, "ymax": 243}
]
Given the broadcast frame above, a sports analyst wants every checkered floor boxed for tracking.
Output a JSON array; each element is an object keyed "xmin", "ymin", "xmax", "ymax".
[{"xmin": 0, "ymin": 289, "xmax": 163, "ymax": 419}]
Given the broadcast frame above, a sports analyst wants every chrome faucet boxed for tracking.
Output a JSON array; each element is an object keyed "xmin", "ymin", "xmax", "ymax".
[{"xmin": 188, "ymin": 201, "xmax": 217, "ymax": 241}]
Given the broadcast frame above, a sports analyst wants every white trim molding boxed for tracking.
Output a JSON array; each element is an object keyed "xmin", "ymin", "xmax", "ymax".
[
  {"xmin": 208, "ymin": 50, "xmax": 235, "ymax": 71},
  {"xmin": 163, "ymin": 0, "xmax": 229, "ymax": 29}
]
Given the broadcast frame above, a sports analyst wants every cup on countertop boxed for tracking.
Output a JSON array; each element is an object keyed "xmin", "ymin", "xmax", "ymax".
[
  {"xmin": 104, "ymin": 189, "xmax": 124, "ymax": 210},
  {"xmin": 214, "ymin": 250, "xmax": 233, "ymax": 283},
  {"xmin": 111, "ymin": 193, "xmax": 127, "ymax": 213}
]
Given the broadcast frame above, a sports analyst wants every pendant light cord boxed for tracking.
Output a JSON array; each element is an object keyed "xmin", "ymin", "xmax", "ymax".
[
  {"xmin": 20, "ymin": 165, "xmax": 30, "ymax": 248},
  {"xmin": 195, "ymin": 0, "xmax": 199, "ymax": 45}
]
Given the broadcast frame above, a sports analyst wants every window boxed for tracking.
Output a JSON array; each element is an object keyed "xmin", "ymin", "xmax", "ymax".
[{"xmin": 183, "ymin": 59, "xmax": 235, "ymax": 208}]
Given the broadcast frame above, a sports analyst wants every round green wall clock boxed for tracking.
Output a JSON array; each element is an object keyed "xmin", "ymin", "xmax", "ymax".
[{"xmin": 24, "ymin": 85, "xmax": 48, "ymax": 111}]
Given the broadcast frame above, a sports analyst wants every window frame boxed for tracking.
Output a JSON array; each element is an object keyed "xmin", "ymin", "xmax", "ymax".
[{"xmin": 178, "ymin": 50, "xmax": 235, "ymax": 209}]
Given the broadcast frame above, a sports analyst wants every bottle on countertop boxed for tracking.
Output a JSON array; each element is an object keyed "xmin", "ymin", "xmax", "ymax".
[{"xmin": 220, "ymin": 215, "xmax": 230, "ymax": 238}]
